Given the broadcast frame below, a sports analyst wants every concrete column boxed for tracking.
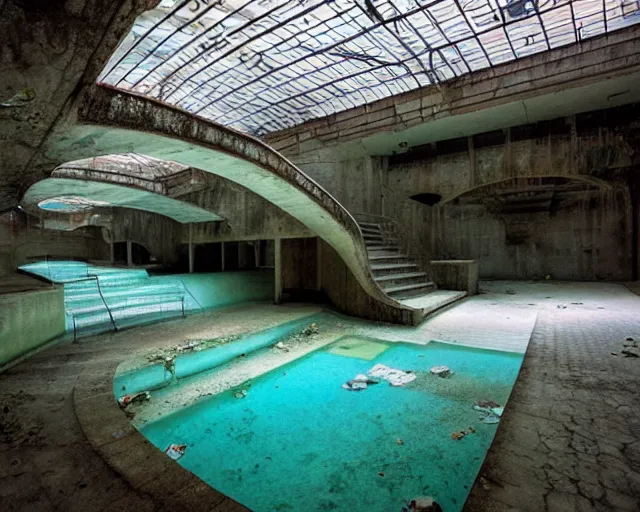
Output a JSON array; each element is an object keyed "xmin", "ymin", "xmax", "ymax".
[
  {"xmin": 221, "ymin": 242, "xmax": 225, "ymax": 271},
  {"xmin": 188, "ymin": 224, "xmax": 194, "ymax": 274},
  {"xmin": 254, "ymin": 241, "xmax": 261, "ymax": 268},
  {"xmin": 316, "ymin": 237, "xmax": 322, "ymax": 291},
  {"xmin": 468, "ymin": 136, "xmax": 476, "ymax": 189},
  {"xmin": 126, "ymin": 240, "xmax": 133, "ymax": 267},
  {"xmin": 274, "ymin": 238, "xmax": 282, "ymax": 304},
  {"xmin": 109, "ymin": 239, "xmax": 115, "ymax": 265}
]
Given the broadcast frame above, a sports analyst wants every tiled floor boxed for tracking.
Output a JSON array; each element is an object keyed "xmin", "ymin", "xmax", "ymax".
[{"xmin": 465, "ymin": 282, "xmax": 640, "ymax": 511}]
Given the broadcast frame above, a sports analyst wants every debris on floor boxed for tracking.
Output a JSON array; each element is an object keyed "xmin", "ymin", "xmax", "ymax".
[
  {"xmin": 342, "ymin": 374, "xmax": 379, "ymax": 391},
  {"xmin": 451, "ymin": 431, "xmax": 466, "ymax": 440},
  {"xmin": 406, "ymin": 496, "xmax": 443, "ymax": 512},
  {"xmin": 617, "ymin": 337, "xmax": 639, "ymax": 358},
  {"xmin": 273, "ymin": 341, "xmax": 289, "ymax": 352},
  {"xmin": 165, "ymin": 443, "xmax": 187, "ymax": 460},
  {"xmin": 1, "ymin": 87, "xmax": 36, "ymax": 108},
  {"xmin": 178, "ymin": 340, "xmax": 201, "ymax": 352},
  {"xmin": 117, "ymin": 391, "xmax": 150, "ymax": 408},
  {"xmin": 368, "ymin": 364, "xmax": 416, "ymax": 387},
  {"xmin": 430, "ymin": 365, "xmax": 451, "ymax": 378},
  {"xmin": 302, "ymin": 323, "xmax": 319, "ymax": 336}
]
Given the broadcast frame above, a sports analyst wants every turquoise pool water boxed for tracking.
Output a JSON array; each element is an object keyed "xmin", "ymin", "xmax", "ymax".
[{"xmin": 141, "ymin": 338, "xmax": 523, "ymax": 512}]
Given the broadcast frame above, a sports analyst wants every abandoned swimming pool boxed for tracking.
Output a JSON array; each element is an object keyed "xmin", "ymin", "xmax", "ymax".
[{"xmin": 114, "ymin": 316, "xmax": 524, "ymax": 512}]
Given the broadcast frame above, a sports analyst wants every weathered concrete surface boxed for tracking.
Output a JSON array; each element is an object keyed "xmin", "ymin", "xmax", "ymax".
[
  {"xmin": 0, "ymin": 287, "xmax": 65, "ymax": 365},
  {"xmin": 36, "ymin": 86, "xmax": 418, "ymax": 323},
  {"xmin": 23, "ymin": 178, "xmax": 222, "ymax": 223},
  {"xmin": 2, "ymin": 283, "xmax": 637, "ymax": 511},
  {"xmin": 0, "ymin": 209, "xmax": 109, "ymax": 276},
  {"xmin": 430, "ymin": 260, "xmax": 479, "ymax": 295},
  {"xmin": 464, "ymin": 281, "xmax": 640, "ymax": 512},
  {"xmin": 0, "ymin": 0, "xmax": 160, "ymax": 211},
  {"xmin": 264, "ymin": 27, "xmax": 640, "ymax": 157},
  {"xmin": 0, "ymin": 303, "xmax": 320, "ymax": 511},
  {"xmin": 282, "ymin": 102, "xmax": 639, "ymax": 281}
]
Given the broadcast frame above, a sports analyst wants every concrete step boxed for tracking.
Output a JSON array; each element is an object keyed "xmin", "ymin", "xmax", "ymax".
[
  {"xmin": 358, "ymin": 222, "xmax": 380, "ymax": 230},
  {"xmin": 370, "ymin": 262, "xmax": 419, "ymax": 276},
  {"xmin": 368, "ymin": 254, "xmax": 411, "ymax": 265},
  {"xmin": 360, "ymin": 226, "xmax": 382, "ymax": 235},
  {"xmin": 383, "ymin": 281, "xmax": 436, "ymax": 299},
  {"xmin": 366, "ymin": 245, "xmax": 401, "ymax": 252},
  {"xmin": 374, "ymin": 272, "xmax": 429, "ymax": 286},
  {"xmin": 363, "ymin": 234, "xmax": 384, "ymax": 242}
]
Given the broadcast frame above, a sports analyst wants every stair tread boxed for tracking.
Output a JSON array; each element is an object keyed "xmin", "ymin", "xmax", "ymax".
[
  {"xmin": 375, "ymin": 272, "xmax": 427, "ymax": 282},
  {"xmin": 368, "ymin": 253, "xmax": 408, "ymax": 260},
  {"xmin": 383, "ymin": 282, "xmax": 435, "ymax": 293},
  {"xmin": 370, "ymin": 262, "xmax": 418, "ymax": 270}
]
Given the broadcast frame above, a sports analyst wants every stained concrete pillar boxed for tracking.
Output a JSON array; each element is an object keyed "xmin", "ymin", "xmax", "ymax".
[
  {"xmin": 254, "ymin": 241, "xmax": 260, "ymax": 268},
  {"xmin": 274, "ymin": 238, "xmax": 282, "ymax": 304},
  {"xmin": 109, "ymin": 239, "xmax": 115, "ymax": 265},
  {"xmin": 188, "ymin": 224, "xmax": 194, "ymax": 274},
  {"xmin": 316, "ymin": 237, "xmax": 322, "ymax": 291},
  {"xmin": 126, "ymin": 240, "xmax": 132, "ymax": 267},
  {"xmin": 221, "ymin": 242, "xmax": 225, "ymax": 271}
]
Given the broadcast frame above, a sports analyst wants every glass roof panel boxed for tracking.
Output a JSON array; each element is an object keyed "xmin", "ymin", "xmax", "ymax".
[{"xmin": 99, "ymin": 0, "xmax": 640, "ymax": 136}]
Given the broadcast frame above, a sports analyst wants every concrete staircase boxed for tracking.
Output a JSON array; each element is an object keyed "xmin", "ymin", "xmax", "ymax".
[
  {"xmin": 360, "ymin": 221, "xmax": 435, "ymax": 300},
  {"xmin": 356, "ymin": 217, "xmax": 466, "ymax": 311},
  {"xmin": 19, "ymin": 261, "xmax": 194, "ymax": 339}
]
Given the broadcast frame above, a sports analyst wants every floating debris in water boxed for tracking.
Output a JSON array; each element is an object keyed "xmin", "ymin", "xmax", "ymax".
[
  {"xmin": 451, "ymin": 431, "xmax": 465, "ymax": 440},
  {"xmin": 368, "ymin": 364, "xmax": 415, "ymax": 387},
  {"xmin": 165, "ymin": 443, "xmax": 187, "ymax": 460},
  {"xmin": 473, "ymin": 401, "xmax": 503, "ymax": 424},
  {"xmin": 342, "ymin": 374, "xmax": 379, "ymax": 391},
  {"xmin": 407, "ymin": 496, "xmax": 443, "ymax": 512},
  {"xmin": 234, "ymin": 390, "xmax": 248, "ymax": 399},
  {"xmin": 396, "ymin": 438, "xmax": 405, "ymax": 445},
  {"xmin": 430, "ymin": 366, "xmax": 451, "ymax": 378}
]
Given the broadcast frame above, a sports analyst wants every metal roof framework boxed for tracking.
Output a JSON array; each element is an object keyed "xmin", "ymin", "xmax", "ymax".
[{"xmin": 99, "ymin": 0, "xmax": 640, "ymax": 136}]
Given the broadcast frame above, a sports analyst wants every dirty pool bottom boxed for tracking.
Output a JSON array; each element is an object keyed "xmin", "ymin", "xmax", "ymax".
[{"xmin": 140, "ymin": 338, "xmax": 523, "ymax": 511}]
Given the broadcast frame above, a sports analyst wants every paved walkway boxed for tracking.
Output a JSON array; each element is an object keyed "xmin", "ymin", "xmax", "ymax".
[{"xmin": 465, "ymin": 282, "xmax": 640, "ymax": 511}]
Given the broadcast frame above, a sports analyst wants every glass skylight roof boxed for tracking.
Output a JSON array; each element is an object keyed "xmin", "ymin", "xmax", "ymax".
[{"xmin": 99, "ymin": 0, "xmax": 640, "ymax": 136}]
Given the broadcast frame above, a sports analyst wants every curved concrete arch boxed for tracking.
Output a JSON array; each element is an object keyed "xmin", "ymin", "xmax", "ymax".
[
  {"xmin": 42, "ymin": 86, "xmax": 419, "ymax": 324},
  {"xmin": 22, "ymin": 177, "xmax": 222, "ymax": 224},
  {"xmin": 437, "ymin": 175, "xmax": 612, "ymax": 206}
]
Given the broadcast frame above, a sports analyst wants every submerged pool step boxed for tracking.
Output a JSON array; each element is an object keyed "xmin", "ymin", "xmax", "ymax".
[{"xmin": 113, "ymin": 313, "xmax": 322, "ymax": 398}]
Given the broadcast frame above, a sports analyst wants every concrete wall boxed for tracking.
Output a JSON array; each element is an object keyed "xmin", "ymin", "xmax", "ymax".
[
  {"xmin": 0, "ymin": 211, "xmax": 109, "ymax": 276},
  {"xmin": 280, "ymin": 106, "xmax": 639, "ymax": 282},
  {"xmin": 0, "ymin": 288, "xmax": 65, "ymax": 365},
  {"xmin": 155, "ymin": 270, "xmax": 275, "ymax": 310},
  {"xmin": 0, "ymin": 0, "xmax": 158, "ymax": 211}
]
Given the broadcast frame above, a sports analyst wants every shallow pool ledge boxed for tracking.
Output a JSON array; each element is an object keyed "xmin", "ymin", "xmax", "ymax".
[{"xmin": 113, "ymin": 313, "xmax": 321, "ymax": 398}]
